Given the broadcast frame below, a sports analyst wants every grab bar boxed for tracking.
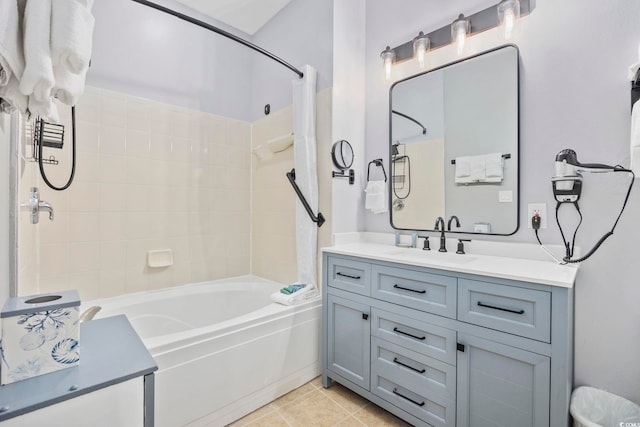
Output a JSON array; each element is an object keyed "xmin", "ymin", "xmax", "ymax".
[{"xmin": 286, "ymin": 168, "xmax": 325, "ymax": 227}]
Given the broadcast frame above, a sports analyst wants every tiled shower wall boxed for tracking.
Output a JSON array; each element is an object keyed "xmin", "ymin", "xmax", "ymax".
[
  {"xmin": 18, "ymin": 87, "xmax": 251, "ymax": 300},
  {"xmin": 251, "ymin": 89, "xmax": 333, "ymax": 286}
]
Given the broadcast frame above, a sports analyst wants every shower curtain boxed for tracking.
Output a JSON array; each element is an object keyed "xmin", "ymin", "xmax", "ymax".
[{"xmin": 292, "ymin": 65, "xmax": 318, "ymax": 286}]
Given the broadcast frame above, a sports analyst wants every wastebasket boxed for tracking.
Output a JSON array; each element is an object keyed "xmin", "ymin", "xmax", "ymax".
[{"xmin": 570, "ymin": 386, "xmax": 640, "ymax": 427}]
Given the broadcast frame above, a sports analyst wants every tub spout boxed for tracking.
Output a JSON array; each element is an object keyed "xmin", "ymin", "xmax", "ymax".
[{"xmin": 79, "ymin": 306, "xmax": 102, "ymax": 323}]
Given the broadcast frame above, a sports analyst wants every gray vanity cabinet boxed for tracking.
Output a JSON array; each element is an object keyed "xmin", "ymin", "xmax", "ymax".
[
  {"xmin": 456, "ymin": 333, "xmax": 550, "ymax": 427},
  {"xmin": 326, "ymin": 294, "xmax": 371, "ymax": 390},
  {"xmin": 322, "ymin": 252, "xmax": 574, "ymax": 427}
]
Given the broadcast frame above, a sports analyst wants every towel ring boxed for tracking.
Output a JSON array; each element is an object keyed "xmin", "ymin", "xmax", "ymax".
[{"xmin": 367, "ymin": 159, "xmax": 387, "ymax": 182}]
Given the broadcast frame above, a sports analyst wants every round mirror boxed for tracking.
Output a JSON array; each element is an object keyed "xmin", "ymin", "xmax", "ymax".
[{"xmin": 331, "ymin": 140, "xmax": 354, "ymax": 170}]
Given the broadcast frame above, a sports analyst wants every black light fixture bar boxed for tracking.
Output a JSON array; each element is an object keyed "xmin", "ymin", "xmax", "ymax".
[
  {"xmin": 390, "ymin": 0, "xmax": 533, "ymax": 64},
  {"xmin": 131, "ymin": 0, "xmax": 304, "ymax": 79}
]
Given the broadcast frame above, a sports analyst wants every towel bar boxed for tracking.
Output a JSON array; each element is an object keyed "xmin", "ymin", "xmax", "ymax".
[{"xmin": 451, "ymin": 153, "xmax": 511, "ymax": 165}]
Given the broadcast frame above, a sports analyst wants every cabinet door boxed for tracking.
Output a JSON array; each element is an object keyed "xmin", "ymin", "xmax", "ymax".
[
  {"xmin": 327, "ymin": 294, "xmax": 370, "ymax": 389},
  {"xmin": 457, "ymin": 334, "xmax": 550, "ymax": 427}
]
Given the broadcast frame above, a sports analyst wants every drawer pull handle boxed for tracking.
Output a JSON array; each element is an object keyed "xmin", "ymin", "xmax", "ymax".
[
  {"xmin": 477, "ymin": 301, "xmax": 525, "ymax": 315},
  {"xmin": 336, "ymin": 272, "xmax": 361, "ymax": 280},
  {"xmin": 393, "ymin": 357, "xmax": 426, "ymax": 374},
  {"xmin": 393, "ymin": 284, "xmax": 426, "ymax": 294},
  {"xmin": 392, "ymin": 388, "xmax": 425, "ymax": 407},
  {"xmin": 393, "ymin": 327, "xmax": 426, "ymax": 341}
]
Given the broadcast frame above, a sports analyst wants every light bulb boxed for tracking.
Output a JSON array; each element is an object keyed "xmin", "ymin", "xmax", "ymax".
[
  {"xmin": 380, "ymin": 46, "xmax": 396, "ymax": 81},
  {"xmin": 451, "ymin": 15, "xmax": 470, "ymax": 57},
  {"xmin": 498, "ymin": 0, "xmax": 520, "ymax": 40},
  {"xmin": 413, "ymin": 32, "xmax": 430, "ymax": 69}
]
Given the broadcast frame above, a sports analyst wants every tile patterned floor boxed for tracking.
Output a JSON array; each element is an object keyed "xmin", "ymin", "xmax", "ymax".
[{"xmin": 227, "ymin": 377, "xmax": 412, "ymax": 427}]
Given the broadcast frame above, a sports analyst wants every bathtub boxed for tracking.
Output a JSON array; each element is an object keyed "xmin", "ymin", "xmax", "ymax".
[{"xmin": 86, "ymin": 276, "xmax": 322, "ymax": 427}]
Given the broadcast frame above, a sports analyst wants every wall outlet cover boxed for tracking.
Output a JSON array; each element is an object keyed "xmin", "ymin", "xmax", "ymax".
[{"xmin": 527, "ymin": 203, "xmax": 547, "ymax": 229}]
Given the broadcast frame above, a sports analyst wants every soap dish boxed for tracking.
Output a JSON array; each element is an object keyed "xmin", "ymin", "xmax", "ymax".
[{"xmin": 147, "ymin": 249, "xmax": 173, "ymax": 268}]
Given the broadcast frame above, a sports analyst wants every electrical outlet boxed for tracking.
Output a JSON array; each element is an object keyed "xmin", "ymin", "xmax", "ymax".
[{"xmin": 527, "ymin": 203, "xmax": 547, "ymax": 229}]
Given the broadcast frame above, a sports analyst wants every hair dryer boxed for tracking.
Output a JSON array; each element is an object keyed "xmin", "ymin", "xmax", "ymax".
[{"xmin": 551, "ymin": 149, "xmax": 618, "ymax": 203}]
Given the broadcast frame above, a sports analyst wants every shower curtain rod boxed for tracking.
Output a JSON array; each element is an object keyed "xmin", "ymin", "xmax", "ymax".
[{"xmin": 131, "ymin": 0, "xmax": 304, "ymax": 79}]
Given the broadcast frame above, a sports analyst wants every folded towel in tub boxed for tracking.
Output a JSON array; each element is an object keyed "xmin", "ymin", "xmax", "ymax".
[{"xmin": 271, "ymin": 283, "xmax": 319, "ymax": 306}]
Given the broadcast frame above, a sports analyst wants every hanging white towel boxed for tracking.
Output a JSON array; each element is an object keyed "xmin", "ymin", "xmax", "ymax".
[
  {"xmin": 19, "ymin": 0, "xmax": 55, "ymax": 103},
  {"xmin": 53, "ymin": 66, "xmax": 85, "ymax": 106},
  {"xmin": 51, "ymin": 0, "xmax": 95, "ymax": 74},
  {"xmin": 365, "ymin": 180, "xmax": 388, "ymax": 214},
  {"xmin": 484, "ymin": 152, "xmax": 504, "ymax": 183},
  {"xmin": 0, "ymin": 76, "xmax": 28, "ymax": 115},
  {"xmin": 631, "ymin": 101, "xmax": 640, "ymax": 176},
  {"xmin": 0, "ymin": 0, "xmax": 24, "ymax": 87},
  {"xmin": 454, "ymin": 156, "xmax": 474, "ymax": 184},
  {"xmin": 28, "ymin": 97, "xmax": 60, "ymax": 124},
  {"xmin": 469, "ymin": 156, "xmax": 486, "ymax": 181}
]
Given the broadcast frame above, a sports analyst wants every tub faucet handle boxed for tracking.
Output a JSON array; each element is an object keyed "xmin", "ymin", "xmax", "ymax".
[{"xmin": 22, "ymin": 187, "xmax": 54, "ymax": 224}]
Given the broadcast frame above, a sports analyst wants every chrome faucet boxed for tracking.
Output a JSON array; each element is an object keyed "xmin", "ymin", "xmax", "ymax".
[
  {"xmin": 434, "ymin": 217, "xmax": 447, "ymax": 252},
  {"xmin": 447, "ymin": 215, "xmax": 460, "ymax": 231},
  {"xmin": 22, "ymin": 187, "xmax": 54, "ymax": 224}
]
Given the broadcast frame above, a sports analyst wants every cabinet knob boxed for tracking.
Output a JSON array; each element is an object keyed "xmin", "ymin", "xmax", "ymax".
[
  {"xmin": 457, "ymin": 343, "xmax": 465, "ymax": 352},
  {"xmin": 362, "ymin": 313, "xmax": 369, "ymax": 320}
]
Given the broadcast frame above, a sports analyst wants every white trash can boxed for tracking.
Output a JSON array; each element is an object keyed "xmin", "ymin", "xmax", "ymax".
[{"xmin": 570, "ymin": 386, "xmax": 640, "ymax": 427}]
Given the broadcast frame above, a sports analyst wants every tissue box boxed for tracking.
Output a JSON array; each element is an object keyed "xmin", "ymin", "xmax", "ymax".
[{"xmin": 1, "ymin": 290, "xmax": 80, "ymax": 385}]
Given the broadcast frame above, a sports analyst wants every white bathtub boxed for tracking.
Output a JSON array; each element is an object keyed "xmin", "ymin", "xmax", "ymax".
[{"xmin": 86, "ymin": 276, "xmax": 322, "ymax": 427}]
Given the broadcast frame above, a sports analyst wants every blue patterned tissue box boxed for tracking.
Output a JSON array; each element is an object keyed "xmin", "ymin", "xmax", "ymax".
[{"xmin": 1, "ymin": 290, "xmax": 80, "ymax": 385}]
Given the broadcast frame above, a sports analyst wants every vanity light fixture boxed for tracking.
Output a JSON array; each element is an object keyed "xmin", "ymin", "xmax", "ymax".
[
  {"xmin": 451, "ymin": 14, "xmax": 470, "ymax": 56},
  {"xmin": 379, "ymin": 0, "xmax": 532, "ymax": 71},
  {"xmin": 380, "ymin": 46, "xmax": 395, "ymax": 81},
  {"xmin": 497, "ymin": 0, "xmax": 520, "ymax": 40},
  {"xmin": 413, "ymin": 32, "xmax": 430, "ymax": 69}
]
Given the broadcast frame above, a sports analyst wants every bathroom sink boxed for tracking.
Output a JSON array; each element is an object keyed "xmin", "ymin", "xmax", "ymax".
[{"xmin": 383, "ymin": 248, "xmax": 477, "ymax": 264}]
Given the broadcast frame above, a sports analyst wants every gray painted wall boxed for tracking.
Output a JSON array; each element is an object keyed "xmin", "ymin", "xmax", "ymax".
[
  {"xmin": 249, "ymin": 0, "xmax": 333, "ymax": 122},
  {"xmin": 88, "ymin": 0, "xmax": 333, "ymax": 123},
  {"xmin": 363, "ymin": 0, "xmax": 640, "ymax": 403},
  {"xmin": 88, "ymin": 0, "xmax": 253, "ymax": 121}
]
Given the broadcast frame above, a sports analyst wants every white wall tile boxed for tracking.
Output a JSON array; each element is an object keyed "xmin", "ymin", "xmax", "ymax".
[
  {"xmin": 18, "ymin": 87, "xmax": 253, "ymax": 300},
  {"xmin": 100, "ymin": 125, "xmax": 126, "ymax": 155},
  {"xmin": 68, "ymin": 241, "xmax": 99, "ymax": 274}
]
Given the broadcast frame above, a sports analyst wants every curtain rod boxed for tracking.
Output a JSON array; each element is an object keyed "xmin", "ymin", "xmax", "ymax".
[{"xmin": 131, "ymin": 0, "xmax": 304, "ymax": 79}]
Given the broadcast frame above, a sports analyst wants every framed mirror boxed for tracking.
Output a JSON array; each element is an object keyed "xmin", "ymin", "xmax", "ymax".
[{"xmin": 389, "ymin": 44, "xmax": 519, "ymax": 235}]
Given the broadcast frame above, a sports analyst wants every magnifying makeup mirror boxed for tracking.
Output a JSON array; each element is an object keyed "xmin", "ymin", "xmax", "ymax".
[{"xmin": 331, "ymin": 140, "xmax": 355, "ymax": 185}]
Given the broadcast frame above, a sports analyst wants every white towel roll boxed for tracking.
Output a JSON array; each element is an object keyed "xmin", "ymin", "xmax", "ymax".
[
  {"xmin": 53, "ymin": 66, "xmax": 86, "ymax": 106},
  {"xmin": 20, "ymin": 0, "xmax": 55, "ymax": 102},
  {"xmin": 51, "ymin": 0, "xmax": 95, "ymax": 74}
]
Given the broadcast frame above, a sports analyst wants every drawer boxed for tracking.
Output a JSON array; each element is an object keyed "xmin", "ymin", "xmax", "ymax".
[
  {"xmin": 371, "ymin": 371, "xmax": 455, "ymax": 427},
  {"xmin": 327, "ymin": 256, "xmax": 371, "ymax": 296},
  {"xmin": 371, "ymin": 337, "xmax": 456, "ymax": 402},
  {"xmin": 372, "ymin": 264, "xmax": 456, "ymax": 318},
  {"xmin": 458, "ymin": 279, "xmax": 551, "ymax": 342},
  {"xmin": 371, "ymin": 308, "xmax": 457, "ymax": 365}
]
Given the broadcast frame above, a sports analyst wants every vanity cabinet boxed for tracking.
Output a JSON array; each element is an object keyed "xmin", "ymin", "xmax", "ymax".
[{"xmin": 322, "ymin": 252, "xmax": 574, "ymax": 427}]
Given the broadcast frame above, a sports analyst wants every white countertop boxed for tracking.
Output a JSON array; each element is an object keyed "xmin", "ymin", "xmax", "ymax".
[{"xmin": 323, "ymin": 235, "xmax": 579, "ymax": 288}]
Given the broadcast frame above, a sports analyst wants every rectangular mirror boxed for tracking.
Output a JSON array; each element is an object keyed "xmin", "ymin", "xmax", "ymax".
[{"xmin": 389, "ymin": 44, "xmax": 519, "ymax": 235}]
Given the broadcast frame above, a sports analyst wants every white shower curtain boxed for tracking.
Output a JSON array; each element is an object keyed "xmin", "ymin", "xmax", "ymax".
[{"xmin": 292, "ymin": 65, "xmax": 318, "ymax": 286}]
